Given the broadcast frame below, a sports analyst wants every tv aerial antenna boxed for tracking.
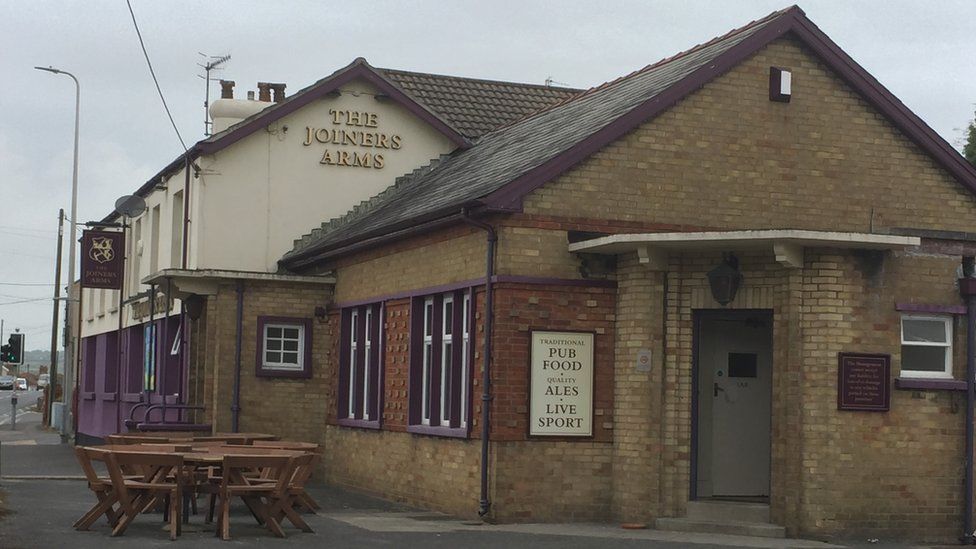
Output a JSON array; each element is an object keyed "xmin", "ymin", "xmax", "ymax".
[{"xmin": 198, "ymin": 53, "xmax": 231, "ymax": 136}]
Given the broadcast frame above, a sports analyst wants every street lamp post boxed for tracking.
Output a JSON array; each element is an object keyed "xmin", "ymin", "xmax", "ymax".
[{"xmin": 35, "ymin": 66, "xmax": 79, "ymax": 441}]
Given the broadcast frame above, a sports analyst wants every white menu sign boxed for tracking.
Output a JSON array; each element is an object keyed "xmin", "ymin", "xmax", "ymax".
[{"xmin": 530, "ymin": 331, "xmax": 594, "ymax": 437}]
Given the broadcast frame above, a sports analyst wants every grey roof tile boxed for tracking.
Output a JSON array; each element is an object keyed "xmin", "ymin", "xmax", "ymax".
[{"xmin": 282, "ymin": 9, "xmax": 783, "ymax": 265}]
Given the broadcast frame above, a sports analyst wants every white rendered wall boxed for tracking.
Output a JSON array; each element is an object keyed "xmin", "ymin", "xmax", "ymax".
[
  {"xmin": 81, "ymin": 77, "xmax": 456, "ymax": 338},
  {"xmin": 197, "ymin": 79, "xmax": 455, "ymax": 271}
]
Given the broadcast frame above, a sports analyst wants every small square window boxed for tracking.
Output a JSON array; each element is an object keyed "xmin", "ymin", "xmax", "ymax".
[
  {"xmin": 256, "ymin": 317, "xmax": 312, "ymax": 378},
  {"xmin": 900, "ymin": 315, "xmax": 952, "ymax": 379}
]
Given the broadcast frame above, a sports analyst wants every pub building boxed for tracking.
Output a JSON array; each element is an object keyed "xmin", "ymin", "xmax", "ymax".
[{"xmin": 76, "ymin": 5, "xmax": 976, "ymax": 542}]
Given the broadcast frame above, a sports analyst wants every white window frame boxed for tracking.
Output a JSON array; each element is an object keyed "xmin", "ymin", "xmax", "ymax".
[
  {"xmin": 461, "ymin": 293, "xmax": 471, "ymax": 428},
  {"xmin": 900, "ymin": 314, "xmax": 952, "ymax": 379},
  {"xmin": 262, "ymin": 323, "xmax": 305, "ymax": 372},
  {"xmin": 170, "ymin": 324, "xmax": 181, "ymax": 356},
  {"xmin": 348, "ymin": 310, "xmax": 359, "ymax": 418},
  {"xmin": 363, "ymin": 307, "xmax": 373, "ymax": 421},
  {"xmin": 439, "ymin": 295, "xmax": 454, "ymax": 427}
]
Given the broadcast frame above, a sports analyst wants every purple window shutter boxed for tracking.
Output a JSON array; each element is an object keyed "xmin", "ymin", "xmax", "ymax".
[{"xmin": 337, "ymin": 310, "xmax": 351, "ymax": 418}]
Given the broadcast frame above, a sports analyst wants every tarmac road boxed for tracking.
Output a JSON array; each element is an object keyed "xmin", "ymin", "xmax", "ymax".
[{"xmin": 0, "ymin": 389, "xmax": 40, "ymax": 427}]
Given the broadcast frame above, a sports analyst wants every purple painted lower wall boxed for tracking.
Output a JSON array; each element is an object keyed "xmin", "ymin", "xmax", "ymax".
[{"xmin": 77, "ymin": 315, "xmax": 185, "ymax": 439}]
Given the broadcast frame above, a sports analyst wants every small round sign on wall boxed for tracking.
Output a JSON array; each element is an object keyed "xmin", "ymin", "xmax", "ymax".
[{"xmin": 636, "ymin": 349, "xmax": 652, "ymax": 373}]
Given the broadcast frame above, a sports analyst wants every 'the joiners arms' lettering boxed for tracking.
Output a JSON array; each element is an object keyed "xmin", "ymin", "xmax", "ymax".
[{"xmin": 303, "ymin": 109, "xmax": 403, "ymax": 169}]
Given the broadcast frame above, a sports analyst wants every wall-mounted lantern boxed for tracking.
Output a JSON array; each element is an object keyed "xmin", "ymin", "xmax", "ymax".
[
  {"xmin": 707, "ymin": 253, "xmax": 743, "ymax": 306},
  {"xmin": 184, "ymin": 294, "xmax": 205, "ymax": 320}
]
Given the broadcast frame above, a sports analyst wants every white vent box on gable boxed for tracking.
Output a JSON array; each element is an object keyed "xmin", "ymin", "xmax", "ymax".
[{"xmin": 769, "ymin": 67, "xmax": 792, "ymax": 103}]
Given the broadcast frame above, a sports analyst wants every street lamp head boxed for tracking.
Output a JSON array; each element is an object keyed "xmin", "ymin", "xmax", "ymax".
[{"xmin": 34, "ymin": 66, "xmax": 62, "ymax": 74}]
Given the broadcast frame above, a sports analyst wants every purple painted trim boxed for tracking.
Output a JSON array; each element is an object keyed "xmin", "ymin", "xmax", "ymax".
[
  {"xmin": 406, "ymin": 424, "xmax": 469, "ymax": 439},
  {"xmin": 334, "ymin": 275, "xmax": 615, "ymax": 309},
  {"xmin": 98, "ymin": 392, "xmax": 117, "ymax": 402},
  {"xmin": 121, "ymin": 393, "xmax": 142, "ymax": 403},
  {"xmin": 255, "ymin": 316, "xmax": 314, "ymax": 379},
  {"xmin": 479, "ymin": 16, "xmax": 797, "ymax": 211},
  {"xmin": 896, "ymin": 303, "xmax": 967, "ymax": 315},
  {"xmin": 200, "ymin": 60, "xmax": 470, "ymax": 155},
  {"xmin": 337, "ymin": 418, "xmax": 381, "ymax": 430},
  {"xmin": 103, "ymin": 60, "xmax": 475, "ymax": 225},
  {"xmin": 895, "ymin": 377, "xmax": 967, "ymax": 391},
  {"xmin": 480, "ymin": 8, "xmax": 976, "ymax": 210},
  {"xmin": 788, "ymin": 13, "xmax": 976, "ymax": 195},
  {"xmin": 962, "ymin": 279, "xmax": 976, "ymax": 298},
  {"xmin": 81, "ymin": 391, "xmax": 95, "ymax": 401}
]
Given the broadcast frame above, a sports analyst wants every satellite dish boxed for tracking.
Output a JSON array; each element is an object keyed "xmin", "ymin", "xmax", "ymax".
[{"xmin": 114, "ymin": 195, "xmax": 147, "ymax": 218}]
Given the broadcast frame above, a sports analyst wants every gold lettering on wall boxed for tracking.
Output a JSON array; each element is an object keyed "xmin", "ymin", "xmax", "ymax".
[{"xmin": 303, "ymin": 109, "xmax": 401, "ymax": 169}]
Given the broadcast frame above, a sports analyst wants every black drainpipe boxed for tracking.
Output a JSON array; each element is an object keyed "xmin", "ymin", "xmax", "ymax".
[
  {"xmin": 461, "ymin": 208, "xmax": 496, "ymax": 518},
  {"xmin": 961, "ymin": 256, "xmax": 976, "ymax": 544},
  {"xmin": 231, "ymin": 280, "xmax": 244, "ymax": 432}
]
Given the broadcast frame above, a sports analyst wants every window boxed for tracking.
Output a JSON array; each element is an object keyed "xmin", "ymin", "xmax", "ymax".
[
  {"xmin": 900, "ymin": 315, "xmax": 952, "ymax": 378},
  {"xmin": 410, "ymin": 290, "xmax": 472, "ymax": 435},
  {"xmin": 170, "ymin": 190, "xmax": 183, "ymax": 268},
  {"xmin": 149, "ymin": 204, "xmax": 160, "ymax": 275},
  {"xmin": 255, "ymin": 316, "xmax": 313, "ymax": 378},
  {"xmin": 338, "ymin": 304, "xmax": 382, "ymax": 427}
]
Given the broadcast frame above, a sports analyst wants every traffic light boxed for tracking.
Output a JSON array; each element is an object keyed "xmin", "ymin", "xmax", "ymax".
[
  {"xmin": 0, "ymin": 344, "xmax": 10, "ymax": 362},
  {"xmin": 5, "ymin": 333, "xmax": 24, "ymax": 364}
]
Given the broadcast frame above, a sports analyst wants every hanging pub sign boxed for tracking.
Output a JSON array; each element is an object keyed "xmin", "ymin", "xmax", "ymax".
[
  {"xmin": 80, "ymin": 230, "xmax": 124, "ymax": 289},
  {"xmin": 837, "ymin": 352, "xmax": 890, "ymax": 412},
  {"xmin": 530, "ymin": 330, "xmax": 595, "ymax": 437}
]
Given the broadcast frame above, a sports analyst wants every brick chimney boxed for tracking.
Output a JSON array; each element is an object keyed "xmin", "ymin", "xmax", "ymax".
[
  {"xmin": 269, "ymin": 83, "xmax": 286, "ymax": 103},
  {"xmin": 219, "ymin": 80, "xmax": 235, "ymax": 99},
  {"xmin": 256, "ymin": 82, "xmax": 272, "ymax": 102}
]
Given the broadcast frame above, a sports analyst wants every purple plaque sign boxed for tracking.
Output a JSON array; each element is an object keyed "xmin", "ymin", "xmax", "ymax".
[
  {"xmin": 837, "ymin": 353, "xmax": 890, "ymax": 412},
  {"xmin": 81, "ymin": 230, "xmax": 125, "ymax": 289}
]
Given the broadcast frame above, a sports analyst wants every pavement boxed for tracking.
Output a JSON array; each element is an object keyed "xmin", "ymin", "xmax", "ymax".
[{"xmin": 0, "ymin": 411, "xmax": 954, "ymax": 548}]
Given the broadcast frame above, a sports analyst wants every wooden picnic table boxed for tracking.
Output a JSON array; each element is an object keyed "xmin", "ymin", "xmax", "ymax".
[
  {"xmin": 107, "ymin": 432, "xmax": 279, "ymax": 445},
  {"xmin": 74, "ymin": 441, "xmax": 317, "ymax": 540}
]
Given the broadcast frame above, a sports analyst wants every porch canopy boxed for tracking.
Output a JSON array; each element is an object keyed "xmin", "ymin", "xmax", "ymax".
[
  {"xmin": 142, "ymin": 268, "xmax": 335, "ymax": 300},
  {"xmin": 567, "ymin": 229, "xmax": 920, "ymax": 268}
]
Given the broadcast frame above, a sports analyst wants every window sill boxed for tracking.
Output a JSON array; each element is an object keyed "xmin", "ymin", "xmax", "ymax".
[
  {"xmin": 255, "ymin": 368, "xmax": 311, "ymax": 380},
  {"xmin": 895, "ymin": 377, "xmax": 967, "ymax": 391},
  {"xmin": 337, "ymin": 418, "xmax": 381, "ymax": 430},
  {"xmin": 81, "ymin": 391, "xmax": 96, "ymax": 401},
  {"xmin": 407, "ymin": 424, "xmax": 469, "ymax": 439},
  {"xmin": 121, "ymin": 393, "xmax": 143, "ymax": 403},
  {"xmin": 98, "ymin": 392, "xmax": 117, "ymax": 402}
]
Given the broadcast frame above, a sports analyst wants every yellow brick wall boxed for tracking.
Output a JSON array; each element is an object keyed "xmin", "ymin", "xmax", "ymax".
[
  {"xmin": 196, "ymin": 280, "xmax": 333, "ymax": 444},
  {"xmin": 619, "ymin": 247, "xmax": 968, "ymax": 540},
  {"xmin": 521, "ymin": 37, "xmax": 976, "ymax": 234},
  {"xmin": 322, "ymin": 425, "xmax": 483, "ymax": 518}
]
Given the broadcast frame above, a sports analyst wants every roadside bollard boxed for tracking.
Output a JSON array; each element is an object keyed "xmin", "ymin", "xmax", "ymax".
[{"xmin": 10, "ymin": 393, "xmax": 17, "ymax": 430}]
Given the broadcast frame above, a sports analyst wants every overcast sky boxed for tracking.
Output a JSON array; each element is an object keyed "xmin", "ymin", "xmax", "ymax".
[{"xmin": 1, "ymin": 0, "xmax": 974, "ymax": 354}]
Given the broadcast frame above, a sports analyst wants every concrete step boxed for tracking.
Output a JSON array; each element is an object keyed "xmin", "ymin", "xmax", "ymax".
[
  {"xmin": 655, "ymin": 517, "xmax": 786, "ymax": 538},
  {"xmin": 686, "ymin": 500, "xmax": 770, "ymax": 523}
]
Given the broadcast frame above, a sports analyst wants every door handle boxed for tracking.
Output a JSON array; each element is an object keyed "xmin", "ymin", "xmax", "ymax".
[{"xmin": 713, "ymin": 383, "xmax": 725, "ymax": 397}]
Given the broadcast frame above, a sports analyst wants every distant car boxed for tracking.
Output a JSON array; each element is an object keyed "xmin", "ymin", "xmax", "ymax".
[
  {"xmin": 0, "ymin": 375, "xmax": 13, "ymax": 390},
  {"xmin": 37, "ymin": 374, "xmax": 49, "ymax": 389},
  {"xmin": 15, "ymin": 378, "xmax": 27, "ymax": 391}
]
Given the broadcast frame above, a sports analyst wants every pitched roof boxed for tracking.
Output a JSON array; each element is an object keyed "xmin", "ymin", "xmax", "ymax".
[
  {"xmin": 102, "ymin": 60, "xmax": 574, "ymax": 223},
  {"xmin": 280, "ymin": 5, "xmax": 976, "ymax": 270},
  {"xmin": 380, "ymin": 69, "xmax": 579, "ymax": 138}
]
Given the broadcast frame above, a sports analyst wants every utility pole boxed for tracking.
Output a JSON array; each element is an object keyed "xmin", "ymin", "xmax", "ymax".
[{"xmin": 48, "ymin": 208, "xmax": 64, "ymax": 427}]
